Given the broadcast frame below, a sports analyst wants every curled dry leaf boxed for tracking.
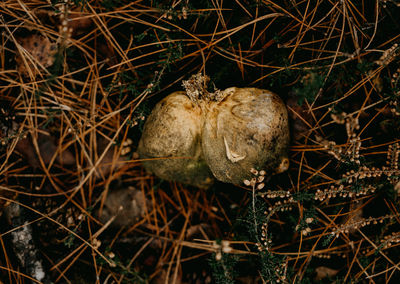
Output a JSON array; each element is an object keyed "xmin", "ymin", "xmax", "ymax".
[
  {"xmin": 15, "ymin": 34, "xmax": 57, "ymax": 77},
  {"xmin": 314, "ymin": 266, "xmax": 339, "ymax": 281}
]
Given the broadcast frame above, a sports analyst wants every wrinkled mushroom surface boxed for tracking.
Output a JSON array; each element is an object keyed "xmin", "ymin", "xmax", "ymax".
[
  {"xmin": 202, "ymin": 87, "xmax": 289, "ymax": 184},
  {"xmin": 138, "ymin": 80, "xmax": 289, "ymax": 187},
  {"xmin": 137, "ymin": 92, "xmax": 214, "ymax": 188}
]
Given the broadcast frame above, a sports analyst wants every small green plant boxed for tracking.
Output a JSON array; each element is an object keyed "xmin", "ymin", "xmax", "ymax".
[
  {"xmin": 293, "ymin": 71, "xmax": 324, "ymax": 105},
  {"xmin": 209, "ymin": 252, "xmax": 239, "ymax": 284}
]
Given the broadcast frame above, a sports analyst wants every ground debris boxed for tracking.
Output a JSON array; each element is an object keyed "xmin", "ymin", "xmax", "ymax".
[
  {"xmin": 4, "ymin": 203, "xmax": 50, "ymax": 283},
  {"xmin": 15, "ymin": 34, "xmax": 57, "ymax": 77}
]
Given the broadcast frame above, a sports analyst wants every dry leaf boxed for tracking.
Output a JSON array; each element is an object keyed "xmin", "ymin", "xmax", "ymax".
[
  {"xmin": 99, "ymin": 187, "xmax": 148, "ymax": 228},
  {"xmin": 15, "ymin": 34, "xmax": 57, "ymax": 77},
  {"xmin": 15, "ymin": 132, "xmax": 75, "ymax": 169},
  {"xmin": 68, "ymin": 9, "xmax": 93, "ymax": 37},
  {"xmin": 314, "ymin": 266, "xmax": 339, "ymax": 281}
]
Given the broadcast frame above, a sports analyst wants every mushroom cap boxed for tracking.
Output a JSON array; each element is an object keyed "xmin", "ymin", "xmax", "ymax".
[
  {"xmin": 137, "ymin": 92, "xmax": 214, "ymax": 188},
  {"xmin": 202, "ymin": 87, "xmax": 289, "ymax": 184}
]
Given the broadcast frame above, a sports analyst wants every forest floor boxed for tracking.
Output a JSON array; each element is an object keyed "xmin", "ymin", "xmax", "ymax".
[{"xmin": 1, "ymin": 0, "xmax": 400, "ymax": 283}]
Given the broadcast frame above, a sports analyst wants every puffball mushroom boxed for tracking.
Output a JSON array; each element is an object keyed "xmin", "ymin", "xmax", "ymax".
[
  {"xmin": 138, "ymin": 74, "xmax": 289, "ymax": 187},
  {"xmin": 137, "ymin": 91, "xmax": 215, "ymax": 188},
  {"xmin": 202, "ymin": 87, "xmax": 289, "ymax": 184}
]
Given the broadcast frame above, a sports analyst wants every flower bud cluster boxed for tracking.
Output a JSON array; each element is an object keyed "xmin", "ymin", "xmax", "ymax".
[
  {"xmin": 316, "ymin": 135, "xmax": 345, "ymax": 163},
  {"xmin": 213, "ymin": 240, "xmax": 233, "ymax": 261},
  {"xmin": 314, "ymin": 252, "xmax": 347, "ymax": 259},
  {"xmin": 343, "ymin": 165, "xmax": 400, "ymax": 185},
  {"xmin": 58, "ymin": 1, "xmax": 73, "ymax": 41},
  {"xmin": 375, "ymin": 43, "xmax": 399, "ymax": 66},
  {"xmin": 387, "ymin": 143, "xmax": 399, "ymax": 171},
  {"xmin": 381, "ymin": 232, "xmax": 400, "ymax": 249},
  {"xmin": 331, "ymin": 214, "xmax": 398, "ymax": 238},
  {"xmin": 258, "ymin": 190, "xmax": 291, "ymax": 199},
  {"xmin": 314, "ymin": 184, "xmax": 376, "ymax": 201},
  {"xmin": 317, "ymin": 113, "xmax": 361, "ymax": 164},
  {"xmin": 258, "ymin": 223, "xmax": 273, "ymax": 251},
  {"xmin": 267, "ymin": 200, "xmax": 295, "ymax": 213},
  {"xmin": 243, "ymin": 168, "xmax": 266, "ymax": 190}
]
